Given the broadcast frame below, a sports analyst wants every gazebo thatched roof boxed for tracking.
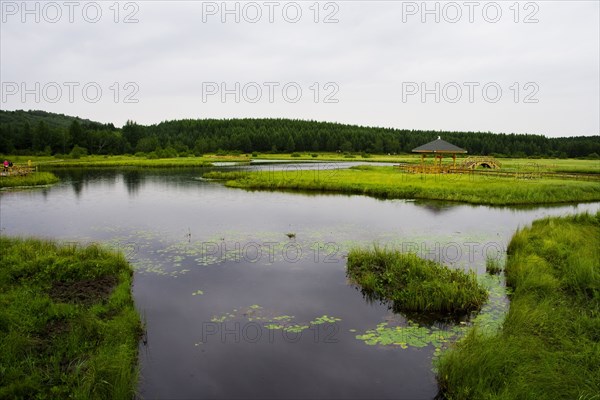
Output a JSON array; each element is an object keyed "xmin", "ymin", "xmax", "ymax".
[{"xmin": 412, "ymin": 137, "xmax": 467, "ymax": 154}]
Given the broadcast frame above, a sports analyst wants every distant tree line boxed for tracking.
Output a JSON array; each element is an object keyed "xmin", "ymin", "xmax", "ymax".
[{"xmin": 1, "ymin": 110, "xmax": 599, "ymax": 158}]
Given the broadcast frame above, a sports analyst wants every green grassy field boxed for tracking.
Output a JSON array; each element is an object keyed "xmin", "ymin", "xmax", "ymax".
[
  {"xmin": 496, "ymin": 157, "xmax": 600, "ymax": 174},
  {"xmin": 437, "ymin": 212, "xmax": 600, "ymax": 399},
  {"xmin": 3, "ymin": 153, "xmax": 598, "ymax": 174},
  {"xmin": 208, "ymin": 165, "xmax": 600, "ymax": 205},
  {"xmin": 250, "ymin": 153, "xmax": 600, "ymax": 174},
  {"xmin": 252, "ymin": 152, "xmax": 415, "ymax": 163},
  {"xmin": 2, "ymin": 154, "xmax": 251, "ymax": 168},
  {"xmin": 0, "ymin": 237, "xmax": 142, "ymax": 399},
  {"xmin": 347, "ymin": 246, "xmax": 487, "ymax": 316},
  {"xmin": 0, "ymin": 172, "xmax": 59, "ymax": 188}
]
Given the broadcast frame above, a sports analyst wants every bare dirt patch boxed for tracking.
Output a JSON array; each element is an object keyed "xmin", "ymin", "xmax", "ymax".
[{"xmin": 49, "ymin": 275, "xmax": 118, "ymax": 305}]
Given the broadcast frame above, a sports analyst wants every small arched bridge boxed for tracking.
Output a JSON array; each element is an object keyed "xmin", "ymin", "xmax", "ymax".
[{"xmin": 460, "ymin": 157, "xmax": 501, "ymax": 170}]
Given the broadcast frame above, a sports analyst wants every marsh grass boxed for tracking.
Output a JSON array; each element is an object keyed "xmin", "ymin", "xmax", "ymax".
[
  {"xmin": 346, "ymin": 246, "xmax": 487, "ymax": 316},
  {"xmin": 485, "ymin": 256, "xmax": 503, "ymax": 275},
  {"xmin": 45, "ymin": 156, "xmax": 215, "ymax": 168},
  {"xmin": 0, "ymin": 172, "xmax": 59, "ymax": 188},
  {"xmin": 4, "ymin": 154, "xmax": 599, "ymax": 174},
  {"xmin": 224, "ymin": 166, "xmax": 600, "ymax": 205},
  {"xmin": 3, "ymin": 154, "xmax": 252, "ymax": 168},
  {"xmin": 244, "ymin": 153, "xmax": 600, "ymax": 172},
  {"xmin": 437, "ymin": 212, "xmax": 600, "ymax": 399},
  {"xmin": 0, "ymin": 237, "xmax": 142, "ymax": 399},
  {"xmin": 203, "ymin": 171, "xmax": 250, "ymax": 180}
]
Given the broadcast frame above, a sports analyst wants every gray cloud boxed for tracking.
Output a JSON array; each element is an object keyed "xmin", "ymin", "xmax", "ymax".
[{"xmin": 1, "ymin": 0, "xmax": 598, "ymax": 137}]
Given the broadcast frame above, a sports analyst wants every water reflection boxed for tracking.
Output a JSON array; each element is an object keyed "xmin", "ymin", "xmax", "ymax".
[
  {"xmin": 2, "ymin": 167, "xmax": 598, "ymax": 400},
  {"xmin": 411, "ymin": 200, "xmax": 460, "ymax": 215},
  {"xmin": 123, "ymin": 170, "xmax": 143, "ymax": 196}
]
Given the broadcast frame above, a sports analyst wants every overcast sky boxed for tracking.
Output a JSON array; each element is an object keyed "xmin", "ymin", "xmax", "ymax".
[{"xmin": 1, "ymin": 0, "xmax": 598, "ymax": 137}]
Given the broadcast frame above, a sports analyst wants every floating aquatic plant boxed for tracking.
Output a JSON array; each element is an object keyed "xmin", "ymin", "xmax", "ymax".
[
  {"xmin": 355, "ymin": 274, "xmax": 508, "ymax": 350},
  {"xmin": 310, "ymin": 315, "xmax": 342, "ymax": 325},
  {"xmin": 207, "ymin": 305, "xmax": 341, "ymax": 336},
  {"xmin": 264, "ymin": 324, "xmax": 284, "ymax": 330},
  {"xmin": 355, "ymin": 321, "xmax": 461, "ymax": 350},
  {"xmin": 284, "ymin": 324, "xmax": 309, "ymax": 333}
]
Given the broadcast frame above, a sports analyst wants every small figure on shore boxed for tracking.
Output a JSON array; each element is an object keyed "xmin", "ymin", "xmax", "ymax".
[{"xmin": 3, "ymin": 160, "xmax": 8, "ymax": 171}]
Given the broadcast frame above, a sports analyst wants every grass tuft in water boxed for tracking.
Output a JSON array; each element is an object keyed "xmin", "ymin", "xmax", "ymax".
[
  {"xmin": 347, "ymin": 246, "xmax": 487, "ymax": 316},
  {"xmin": 485, "ymin": 255, "xmax": 503, "ymax": 275},
  {"xmin": 203, "ymin": 171, "xmax": 249, "ymax": 180}
]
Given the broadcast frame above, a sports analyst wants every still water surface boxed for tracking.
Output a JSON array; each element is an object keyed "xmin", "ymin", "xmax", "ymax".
[{"xmin": 1, "ymin": 167, "xmax": 597, "ymax": 399}]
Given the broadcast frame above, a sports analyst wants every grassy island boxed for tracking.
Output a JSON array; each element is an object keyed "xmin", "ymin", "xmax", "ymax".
[
  {"xmin": 347, "ymin": 247, "xmax": 487, "ymax": 316},
  {"xmin": 210, "ymin": 166, "xmax": 600, "ymax": 205}
]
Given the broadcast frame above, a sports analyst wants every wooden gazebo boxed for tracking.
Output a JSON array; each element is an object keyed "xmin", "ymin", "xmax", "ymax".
[{"xmin": 411, "ymin": 136, "xmax": 467, "ymax": 173}]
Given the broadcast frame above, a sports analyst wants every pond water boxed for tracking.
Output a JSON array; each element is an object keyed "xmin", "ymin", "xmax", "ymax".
[{"xmin": 1, "ymin": 166, "xmax": 598, "ymax": 399}]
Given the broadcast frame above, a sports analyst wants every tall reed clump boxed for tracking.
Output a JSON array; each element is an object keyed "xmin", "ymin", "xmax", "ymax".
[
  {"xmin": 437, "ymin": 211, "xmax": 600, "ymax": 399},
  {"xmin": 346, "ymin": 246, "xmax": 487, "ymax": 315},
  {"xmin": 485, "ymin": 255, "xmax": 503, "ymax": 275},
  {"xmin": 0, "ymin": 237, "xmax": 143, "ymax": 399},
  {"xmin": 0, "ymin": 172, "xmax": 59, "ymax": 188},
  {"xmin": 203, "ymin": 170, "xmax": 250, "ymax": 181}
]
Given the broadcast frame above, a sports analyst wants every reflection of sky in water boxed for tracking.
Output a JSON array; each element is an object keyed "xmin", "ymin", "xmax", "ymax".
[
  {"xmin": 2, "ymin": 168, "xmax": 595, "ymax": 273},
  {"xmin": 1, "ymin": 167, "xmax": 598, "ymax": 399}
]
